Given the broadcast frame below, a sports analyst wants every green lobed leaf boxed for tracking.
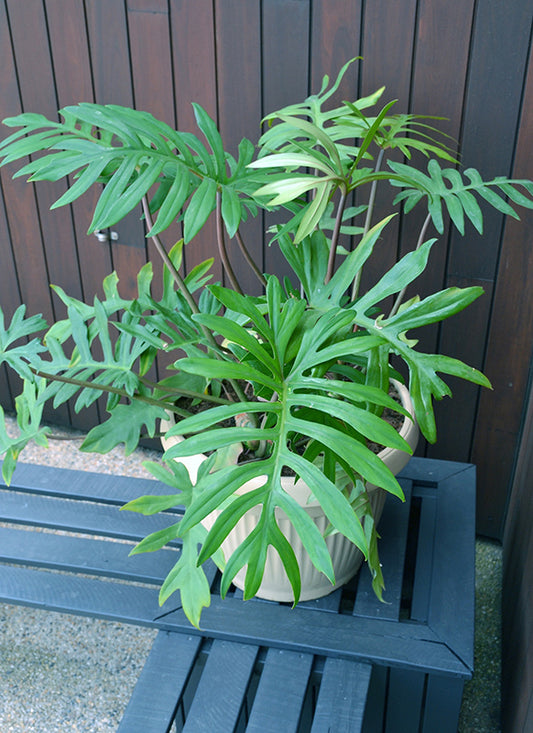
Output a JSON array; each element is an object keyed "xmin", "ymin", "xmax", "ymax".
[
  {"xmin": 287, "ymin": 415, "xmax": 403, "ymax": 498},
  {"xmin": 207, "ymin": 285, "xmax": 271, "ymax": 337},
  {"xmin": 164, "ymin": 426, "xmax": 277, "ymax": 460},
  {"xmin": 290, "ymin": 392, "xmax": 411, "ymax": 453},
  {"xmin": 89, "ymin": 155, "xmax": 141, "ymax": 230},
  {"xmin": 158, "ymin": 526, "xmax": 212, "ymax": 628},
  {"xmin": 275, "ymin": 489, "xmax": 335, "ymax": 584},
  {"xmin": 183, "ymin": 177, "xmax": 217, "ymax": 242},
  {"xmin": 178, "ymin": 460, "xmax": 271, "ymax": 536},
  {"xmin": 198, "ymin": 486, "xmax": 269, "ymax": 569},
  {"xmin": 249, "ymin": 151, "xmax": 337, "ymax": 176},
  {"xmin": 0, "ymin": 381, "xmax": 50, "ymax": 484},
  {"xmin": 128, "ymin": 522, "xmax": 182, "ymax": 553},
  {"xmin": 220, "ymin": 186, "xmax": 242, "ymax": 237},
  {"xmin": 192, "ymin": 103, "xmax": 227, "ymax": 179},
  {"xmin": 355, "ymin": 239, "xmax": 437, "ymax": 313},
  {"xmin": 146, "ymin": 165, "xmax": 191, "ymax": 236},
  {"xmin": 387, "ymin": 286, "xmax": 485, "ymax": 331},
  {"xmin": 297, "ymin": 375, "xmax": 409, "ymax": 416},
  {"xmin": 179, "ymin": 355, "xmax": 280, "ymax": 392},
  {"xmin": 282, "ymin": 449, "xmax": 369, "ymax": 552},
  {"xmin": 81, "ymin": 401, "xmax": 168, "ymax": 455},
  {"xmin": 193, "ymin": 313, "xmax": 280, "ymax": 376},
  {"xmin": 266, "ymin": 521, "xmax": 302, "ymax": 604},
  {"xmin": 121, "ymin": 494, "xmax": 183, "ymax": 515},
  {"xmin": 295, "ymin": 180, "xmax": 335, "ymax": 242},
  {"xmin": 254, "ymin": 174, "xmax": 330, "ymax": 206},
  {"xmin": 165, "ymin": 400, "xmax": 279, "ymax": 437},
  {"xmin": 219, "ymin": 522, "xmax": 263, "ymax": 599}
]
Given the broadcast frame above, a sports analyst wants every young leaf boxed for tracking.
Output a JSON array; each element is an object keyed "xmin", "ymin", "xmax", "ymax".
[
  {"xmin": 192, "ymin": 103, "xmax": 227, "ymax": 179},
  {"xmin": 221, "ymin": 186, "xmax": 242, "ymax": 237},
  {"xmin": 158, "ymin": 525, "xmax": 213, "ymax": 628},
  {"xmin": 183, "ymin": 177, "xmax": 217, "ymax": 242},
  {"xmin": 121, "ymin": 494, "xmax": 183, "ymax": 515}
]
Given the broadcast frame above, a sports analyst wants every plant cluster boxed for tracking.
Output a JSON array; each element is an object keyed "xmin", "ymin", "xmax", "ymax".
[{"xmin": 0, "ymin": 60, "xmax": 531, "ymax": 625}]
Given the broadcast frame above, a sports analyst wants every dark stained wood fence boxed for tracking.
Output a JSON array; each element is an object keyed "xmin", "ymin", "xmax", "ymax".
[
  {"xmin": 1, "ymin": 2, "xmax": 533, "ymax": 728},
  {"xmin": 1, "ymin": 0, "xmax": 532, "ymax": 545},
  {"xmin": 503, "ymin": 379, "xmax": 533, "ymax": 733}
]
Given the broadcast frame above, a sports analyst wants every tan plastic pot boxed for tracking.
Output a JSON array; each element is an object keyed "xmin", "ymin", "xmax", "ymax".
[{"xmin": 161, "ymin": 379, "xmax": 419, "ymax": 602}]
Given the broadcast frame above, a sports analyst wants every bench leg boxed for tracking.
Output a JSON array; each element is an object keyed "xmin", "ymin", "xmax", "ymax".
[
  {"xmin": 118, "ymin": 630, "xmax": 201, "ymax": 733},
  {"xmin": 311, "ymin": 658, "xmax": 372, "ymax": 733}
]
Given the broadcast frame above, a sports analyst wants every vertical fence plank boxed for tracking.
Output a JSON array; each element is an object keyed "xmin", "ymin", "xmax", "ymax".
[
  {"xmin": 0, "ymin": 187, "xmax": 19, "ymax": 411},
  {"xmin": 0, "ymin": 1, "xmax": 58, "ymax": 323},
  {"xmin": 215, "ymin": 0, "xmax": 263, "ymax": 295},
  {"xmin": 44, "ymin": 0, "xmax": 113, "ymax": 307},
  {"xmin": 85, "ymin": 0, "xmax": 147, "ymax": 300},
  {"xmin": 127, "ymin": 0, "xmax": 179, "ymax": 302},
  {"xmin": 309, "ymin": 1, "xmax": 362, "ymax": 271},
  {"xmin": 428, "ymin": 0, "xmax": 533, "ymax": 469},
  {"xmin": 261, "ymin": 0, "xmax": 310, "ymax": 281},
  {"xmin": 503, "ymin": 382, "xmax": 533, "ymax": 732},
  {"xmin": 44, "ymin": 0, "xmax": 111, "ymax": 430},
  {"xmin": 6, "ymin": 0, "xmax": 83, "ymax": 316},
  {"xmin": 0, "ymin": 2, "xmax": 69, "ymax": 422},
  {"xmin": 400, "ymin": 0, "xmax": 476, "ymax": 357},
  {"xmin": 357, "ymin": 0, "xmax": 417, "ymax": 299},
  {"xmin": 310, "ymin": 0, "xmax": 362, "ymax": 97},
  {"xmin": 360, "ymin": 0, "xmax": 416, "ymax": 104},
  {"xmin": 169, "ymin": 0, "xmax": 221, "ymax": 281},
  {"xmin": 0, "ymin": 0, "xmax": 532, "ymax": 541},
  {"xmin": 472, "ymin": 37, "xmax": 533, "ymax": 537}
]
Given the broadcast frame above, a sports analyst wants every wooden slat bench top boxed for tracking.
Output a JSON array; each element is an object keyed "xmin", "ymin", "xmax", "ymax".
[{"xmin": 0, "ymin": 457, "xmax": 475, "ymax": 732}]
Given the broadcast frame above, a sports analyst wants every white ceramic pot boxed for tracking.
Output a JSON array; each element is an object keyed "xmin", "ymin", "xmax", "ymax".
[{"xmin": 161, "ymin": 379, "xmax": 419, "ymax": 602}]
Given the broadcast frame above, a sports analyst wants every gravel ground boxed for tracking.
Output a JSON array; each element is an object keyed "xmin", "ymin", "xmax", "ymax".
[
  {"xmin": 0, "ymin": 418, "xmax": 160, "ymax": 732},
  {"xmin": 0, "ymin": 416, "xmax": 502, "ymax": 731},
  {"xmin": 459, "ymin": 539, "xmax": 502, "ymax": 732}
]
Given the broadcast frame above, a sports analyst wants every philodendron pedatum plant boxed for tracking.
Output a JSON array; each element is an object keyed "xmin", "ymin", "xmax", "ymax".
[{"xmin": 1, "ymin": 59, "xmax": 532, "ymax": 626}]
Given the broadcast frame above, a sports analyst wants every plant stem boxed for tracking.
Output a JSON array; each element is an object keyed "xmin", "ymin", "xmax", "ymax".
[
  {"xmin": 235, "ymin": 228, "xmax": 267, "ymax": 287},
  {"xmin": 325, "ymin": 190, "xmax": 347, "ymax": 283},
  {"xmin": 141, "ymin": 198, "xmax": 200, "ymax": 317},
  {"xmin": 389, "ymin": 212, "xmax": 432, "ymax": 317},
  {"xmin": 32, "ymin": 368, "xmax": 192, "ymax": 418},
  {"xmin": 362, "ymin": 148, "xmax": 385, "ymax": 237},
  {"xmin": 139, "ymin": 375, "xmax": 233, "ymax": 405},
  {"xmin": 350, "ymin": 148, "xmax": 385, "ymax": 301},
  {"xmin": 141, "ymin": 197, "xmax": 224, "ymax": 352},
  {"xmin": 216, "ymin": 191, "xmax": 243, "ymax": 293},
  {"xmin": 141, "ymin": 196, "xmax": 249, "ymax": 407}
]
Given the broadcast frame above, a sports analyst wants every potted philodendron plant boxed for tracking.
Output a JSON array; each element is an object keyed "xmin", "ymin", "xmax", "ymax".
[{"xmin": 0, "ymin": 60, "xmax": 532, "ymax": 626}]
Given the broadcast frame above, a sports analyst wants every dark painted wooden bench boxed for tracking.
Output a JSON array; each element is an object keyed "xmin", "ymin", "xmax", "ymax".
[{"xmin": 0, "ymin": 457, "xmax": 475, "ymax": 732}]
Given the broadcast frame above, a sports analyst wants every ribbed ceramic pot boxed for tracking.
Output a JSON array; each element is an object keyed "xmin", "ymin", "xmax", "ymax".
[{"xmin": 161, "ymin": 379, "xmax": 419, "ymax": 602}]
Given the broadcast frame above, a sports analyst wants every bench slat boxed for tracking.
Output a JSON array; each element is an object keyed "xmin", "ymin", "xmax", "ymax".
[
  {"xmin": 0, "ymin": 564, "xmax": 162, "ymax": 624},
  {"xmin": 0, "ymin": 526, "xmax": 177, "ymax": 583},
  {"xmin": 246, "ymin": 648, "xmax": 314, "ymax": 732},
  {"xmin": 117, "ymin": 630, "xmax": 202, "ymax": 733},
  {"xmin": 421, "ymin": 675, "xmax": 465, "ymax": 733},
  {"xmin": 3, "ymin": 461, "xmax": 173, "ymax": 505},
  {"xmin": 0, "ymin": 489, "xmax": 179, "ymax": 541},
  {"xmin": 0, "ymin": 565, "xmax": 467, "ymax": 675},
  {"xmin": 384, "ymin": 668, "xmax": 426, "ymax": 732},
  {"xmin": 181, "ymin": 640, "xmax": 258, "ymax": 732},
  {"xmin": 311, "ymin": 658, "xmax": 372, "ymax": 733}
]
